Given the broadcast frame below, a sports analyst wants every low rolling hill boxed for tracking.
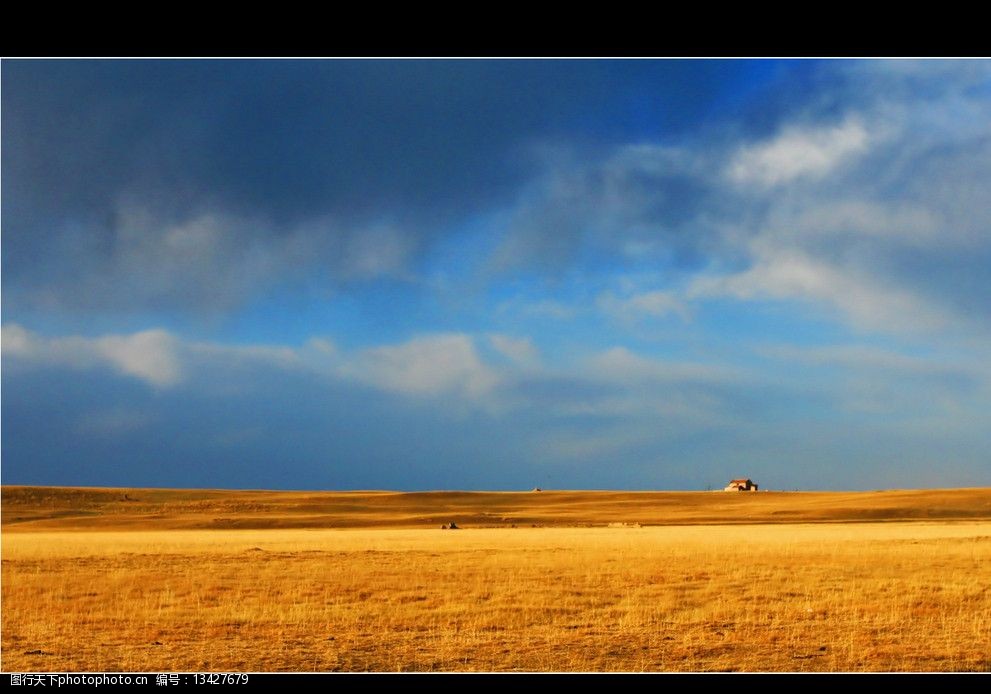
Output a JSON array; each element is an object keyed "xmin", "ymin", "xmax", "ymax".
[{"xmin": 3, "ymin": 485, "xmax": 990, "ymax": 530}]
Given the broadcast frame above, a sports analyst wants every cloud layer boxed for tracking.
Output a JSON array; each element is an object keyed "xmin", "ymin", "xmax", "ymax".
[
  {"xmin": 4, "ymin": 321, "xmax": 988, "ymax": 489},
  {"xmin": 3, "ymin": 59, "xmax": 990, "ymax": 489}
]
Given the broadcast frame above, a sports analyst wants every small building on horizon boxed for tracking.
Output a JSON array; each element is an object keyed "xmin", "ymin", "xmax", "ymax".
[{"xmin": 724, "ymin": 478, "xmax": 758, "ymax": 492}]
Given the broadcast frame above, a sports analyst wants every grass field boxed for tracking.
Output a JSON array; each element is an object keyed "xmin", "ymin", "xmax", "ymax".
[{"xmin": 3, "ymin": 486, "xmax": 991, "ymax": 672}]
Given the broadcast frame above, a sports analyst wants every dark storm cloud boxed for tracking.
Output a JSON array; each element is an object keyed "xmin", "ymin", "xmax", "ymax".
[
  {"xmin": 2, "ymin": 59, "xmax": 758, "ymax": 312},
  {"xmin": 3, "ymin": 60, "xmax": 552, "ymax": 228},
  {"xmin": 6, "ymin": 60, "xmax": 990, "ymax": 329}
]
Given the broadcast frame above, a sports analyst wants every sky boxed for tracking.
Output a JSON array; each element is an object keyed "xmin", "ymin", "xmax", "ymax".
[{"xmin": 2, "ymin": 58, "xmax": 990, "ymax": 491}]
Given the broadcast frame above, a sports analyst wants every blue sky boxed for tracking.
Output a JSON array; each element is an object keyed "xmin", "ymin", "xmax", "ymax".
[{"xmin": 2, "ymin": 59, "xmax": 989, "ymax": 490}]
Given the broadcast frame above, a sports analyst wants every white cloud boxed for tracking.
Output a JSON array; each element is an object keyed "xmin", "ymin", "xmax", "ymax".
[
  {"xmin": 757, "ymin": 343, "xmax": 991, "ymax": 386},
  {"xmin": 588, "ymin": 346, "xmax": 739, "ymax": 384},
  {"xmin": 491, "ymin": 73, "xmax": 991, "ymax": 340},
  {"xmin": 94, "ymin": 331, "xmax": 183, "ymax": 386},
  {"xmin": 727, "ymin": 117, "xmax": 869, "ymax": 186},
  {"xmin": 488, "ymin": 334, "xmax": 539, "ymax": 366},
  {"xmin": 2, "ymin": 324, "xmax": 182, "ymax": 387},
  {"xmin": 285, "ymin": 217, "xmax": 417, "ymax": 282},
  {"xmin": 7, "ymin": 319, "xmax": 983, "ymax": 457},
  {"xmin": 343, "ymin": 333, "xmax": 498, "ymax": 399},
  {"xmin": 760, "ymin": 199, "xmax": 943, "ymax": 247},
  {"xmin": 1, "ymin": 323, "xmax": 39, "ymax": 356},
  {"xmin": 338, "ymin": 224, "xmax": 415, "ymax": 280},
  {"xmin": 303, "ymin": 337, "xmax": 338, "ymax": 356},
  {"xmin": 2, "ymin": 324, "xmax": 502, "ymax": 401},
  {"xmin": 189, "ymin": 341, "xmax": 301, "ymax": 369},
  {"xmin": 597, "ymin": 290, "xmax": 689, "ymax": 322},
  {"xmin": 760, "ymin": 343, "xmax": 931, "ymax": 372},
  {"xmin": 497, "ymin": 298, "xmax": 579, "ymax": 321},
  {"xmin": 689, "ymin": 249, "xmax": 949, "ymax": 333},
  {"xmin": 3, "ymin": 323, "xmax": 751, "ymax": 429}
]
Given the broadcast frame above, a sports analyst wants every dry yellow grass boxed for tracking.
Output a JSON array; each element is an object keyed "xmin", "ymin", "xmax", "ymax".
[
  {"xmin": 3, "ymin": 487, "xmax": 991, "ymax": 672},
  {"xmin": 5, "ymin": 486, "xmax": 991, "ymax": 530}
]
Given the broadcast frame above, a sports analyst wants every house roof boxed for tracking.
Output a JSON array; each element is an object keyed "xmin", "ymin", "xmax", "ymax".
[{"xmin": 728, "ymin": 479, "xmax": 753, "ymax": 484}]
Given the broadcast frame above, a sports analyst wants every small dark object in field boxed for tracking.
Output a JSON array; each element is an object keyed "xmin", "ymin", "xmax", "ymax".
[
  {"xmin": 441, "ymin": 524, "xmax": 448, "ymax": 529},
  {"xmin": 449, "ymin": 522, "xmax": 459, "ymax": 529}
]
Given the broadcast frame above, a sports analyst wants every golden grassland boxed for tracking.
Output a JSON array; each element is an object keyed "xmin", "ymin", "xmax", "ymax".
[
  {"xmin": 3, "ymin": 486, "xmax": 991, "ymax": 672},
  {"xmin": 5, "ymin": 486, "xmax": 991, "ymax": 530}
]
